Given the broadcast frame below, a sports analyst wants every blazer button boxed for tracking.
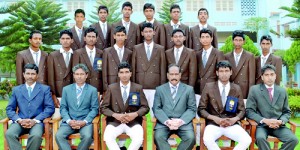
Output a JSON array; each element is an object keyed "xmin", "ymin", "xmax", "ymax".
[
  {"xmin": 240, "ymin": 73, "xmax": 243, "ymax": 75},
  {"xmin": 117, "ymin": 111, "xmax": 119, "ymax": 113},
  {"xmin": 112, "ymin": 60, "xmax": 114, "ymax": 61},
  {"xmin": 197, "ymin": 44, "xmax": 199, "ymax": 45},
  {"xmin": 58, "ymin": 64, "xmax": 60, "ymax": 66},
  {"xmin": 115, "ymin": 68, "xmax": 117, "ymax": 70},
  {"xmin": 115, "ymin": 102, "xmax": 117, "ymax": 104}
]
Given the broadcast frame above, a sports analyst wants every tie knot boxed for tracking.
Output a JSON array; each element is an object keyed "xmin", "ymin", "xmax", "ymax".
[
  {"xmin": 176, "ymin": 48, "xmax": 179, "ymax": 52},
  {"xmin": 172, "ymin": 86, "xmax": 177, "ymax": 90},
  {"xmin": 77, "ymin": 87, "xmax": 82, "ymax": 92},
  {"xmin": 33, "ymin": 52, "xmax": 38, "ymax": 54},
  {"xmin": 123, "ymin": 85, "xmax": 127, "ymax": 89},
  {"xmin": 267, "ymin": 88, "xmax": 273, "ymax": 92},
  {"xmin": 118, "ymin": 48, "xmax": 122, "ymax": 51},
  {"xmin": 28, "ymin": 87, "xmax": 32, "ymax": 90},
  {"xmin": 90, "ymin": 50, "xmax": 93, "ymax": 53}
]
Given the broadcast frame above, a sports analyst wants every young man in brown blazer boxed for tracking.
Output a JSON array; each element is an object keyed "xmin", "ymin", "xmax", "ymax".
[
  {"xmin": 90, "ymin": 5, "xmax": 111, "ymax": 50},
  {"xmin": 73, "ymin": 27, "xmax": 103, "ymax": 95},
  {"xmin": 101, "ymin": 62, "xmax": 149, "ymax": 150},
  {"xmin": 255, "ymin": 35, "xmax": 282, "ymax": 85},
  {"xmin": 225, "ymin": 30, "xmax": 255, "ymax": 99},
  {"xmin": 165, "ymin": 4, "xmax": 190, "ymax": 50},
  {"xmin": 189, "ymin": 8, "xmax": 218, "ymax": 51},
  {"xmin": 139, "ymin": 3, "xmax": 166, "ymax": 47},
  {"xmin": 16, "ymin": 30, "xmax": 48, "ymax": 85},
  {"xmin": 196, "ymin": 28, "xmax": 224, "ymax": 94},
  {"xmin": 166, "ymin": 28, "xmax": 197, "ymax": 87},
  {"xmin": 47, "ymin": 30, "xmax": 74, "ymax": 108},
  {"xmin": 70, "ymin": 9, "xmax": 86, "ymax": 51},
  {"xmin": 110, "ymin": 1, "xmax": 140, "ymax": 50},
  {"xmin": 103, "ymin": 26, "xmax": 132, "ymax": 92},
  {"xmin": 132, "ymin": 22, "xmax": 166, "ymax": 89}
]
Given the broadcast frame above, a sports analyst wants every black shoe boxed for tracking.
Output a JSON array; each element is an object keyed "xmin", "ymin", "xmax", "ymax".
[
  {"xmin": 196, "ymin": 146, "xmax": 200, "ymax": 150},
  {"xmin": 120, "ymin": 146, "xmax": 127, "ymax": 150}
]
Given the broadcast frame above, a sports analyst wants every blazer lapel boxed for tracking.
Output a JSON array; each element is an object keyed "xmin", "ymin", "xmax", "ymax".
[
  {"xmin": 148, "ymin": 44, "xmax": 158, "ymax": 64},
  {"xmin": 110, "ymin": 47, "xmax": 121, "ymax": 64},
  {"xmin": 25, "ymin": 49, "xmax": 35, "ymax": 64},
  {"xmin": 30, "ymin": 83, "xmax": 41, "ymax": 101},
  {"xmin": 122, "ymin": 49, "xmax": 130, "ymax": 62},
  {"xmin": 167, "ymin": 49, "xmax": 176, "ymax": 64},
  {"xmin": 71, "ymin": 27, "xmax": 81, "ymax": 48},
  {"xmin": 81, "ymin": 48, "xmax": 93, "ymax": 70},
  {"xmin": 203, "ymin": 49, "xmax": 216, "ymax": 72},
  {"xmin": 266, "ymin": 54, "xmax": 273, "ymax": 65},
  {"xmin": 235, "ymin": 51, "xmax": 247, "ymax": 73},
  {"xmin": 96, "ymin": 23, "xmax": 106, "ymax": 43},
  {"xmin": 227, "ymin": 52, "xmax": 238, "ymax": 79},
  {"xmin": 214, "ymin": 82, "xmax": 224, "ymax": 113},
  {"xmin": 173, "ymin": 83, "xmax": 184, "ymax": 108},
  {"xmin": 163, "ymin": 84, "xmax": 174, "ymax": 106},
  {"xmin": 272, "ymin": 85, "xmax": 280, "ymax": 105},
  {"xmin": 127, "ymin": 22, "xmax": 134, "ymax": 39},
  {"xmin": 177, "ymin": 48, "xmax": 188, "ymax": 66},
  {"xmin": 65, "ymin": 54, "xmax": 73, "ymax": 78},
  {"xmin": 115, "ymin": 83, "xmax": 126, "ymax": 111},
  {"xmin": 57, "ymin": 53, "xmax": 67, "ymax": 69},
  {"xmin": 21, "ymin": 84, "xmax": 30, "ymax": 101},
  {"xmin": 77, "ymin": 84, "xmax": 87, "ymax": 107},
  {"xmin": 139, "ymin": 44, "xmax": 150, "ymax": 70},
  {"xmin": 260, "ymin": 84, "xmax": 272, "ymax": 106},
  {"xmin": 166, "ymin": 24, "xmax": 173, "ymax": 36}
]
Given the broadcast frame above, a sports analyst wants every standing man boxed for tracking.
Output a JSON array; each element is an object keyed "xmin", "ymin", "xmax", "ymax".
[
  {"xmin": 198, "ymin": 61, "xmax": 251, "ymax": 150},
  {"xmin": 132, "ymin": 22, "xmax": 166, "ymax": 89},
  {"xmin": 90, "ymin": 5, "xmax": 111, "ymax": 50},
  {"xmin": 139, "ymin": 3, "xmax": 165, "ymax": 47},
  {"xmin": 70, "ymin": 9, "xmax": 86, "ymax": 51},
  {"xmin": 16, "ymin": 30, "xmax": 48, "ymax": 85},
  {"xmin": 111, "ymin": 1, "xmax": 140, "ymax": 50},
  {"xmin": 189, "ymin": 8, "xmax": 218, "ymax": 50},
  {"xmin": 102, "ymin": 26, "xmax": 132, "ymax": 91},
  {"xmin": 101, "ymin": 62, "xmax": 149, "ymax": 150},
  {"xmin": 246, "ymin": 64, "xmax": 298, "ymax": 150},
  {"xmin": 255, "ymin": 35, "xmax": 282, "ymax": 85},
  {"xmin": 48, "ymin": 30, "xmax": 74, "ymax": 108},
  {"xmin": 165, "ymin": 28, "xmax": 197, "ymax": 87},
  {"xmin": 153, "ymin": 64, "xmax": 197, "ymax": 150},
  {"xmin": 55, "ymin": 64, "xmax": 99, "ymax": 150},
  {"xmin": 73, "ymin": 27, "xmax": 103, "ymax": 94},
  {"xmin": 225, "ymin": 30, "xmax": 255, "ymax": 99},
  {"xmin": 165, "ymin": 4, "xmax": 190, "ymax": 50},
  {"xmin": 6, "ymin": 64, "xmax": 55, "ymax": 150},
  {"xmin": 196, "ymin": 28, "xmax": 224, "ymax": 94}
]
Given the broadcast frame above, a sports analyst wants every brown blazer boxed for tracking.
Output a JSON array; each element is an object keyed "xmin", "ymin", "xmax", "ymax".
[
  {"xmin": 16, "ymin": 49, "xmax": 48, "ymax": 85},
  {"xmin": 225, "ymin": 50, "xmax": 255, "ymax": 99},
  {"xmin": 100, "ymin": 82, "xmax": 149, "ymax": 127},
  {"xmin": 165, "ymin": 47, "xmax": 197, "ymax": 86},
  {"xmin": 138, "ymin": 20, "xmax": 166, "ymax": 47},
  {"xmin": 255, "ymin": 54, "xmax": 282, "ymax": 85},
  {"xmin": 189, "ymin": 24, "xmax": 218, "ymax": 50},
  {"xmin": 132, "ymin": 43, "xmax": 166, "ymax": 89},
  {"xmin": 47, "ymin": 50, "xmax": 73, "ymax": 97},
  {"xmin": 72, "ymin": 47, "xmax": 103, "ymax": 93},
  {"xmin": 164, "ymin": 23, "xmax": 190, "ymax": 49},
  {"xmin": 90, "ymin": 22, "xmax": 111, "ymax": 50},
  {"xmin": 196, "ymin": 48, "xmax": 225, "ymax": 94},
  {"xmin": 110, "ymin": 21, "xmax": 141, "ymax": 50},
  {"xmin": 102, "ymin": 47, "xmax": 132, "ymax": 91},
  {"xmin": 198, "ymin": 82, "xmax": 245, "ymax": 126},
  {"xmin": 70, "ymin": 26, "xmax": 86, "ymax": 51}
]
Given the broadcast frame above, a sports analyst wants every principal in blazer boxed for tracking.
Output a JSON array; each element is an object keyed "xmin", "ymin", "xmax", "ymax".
[
  {"xmin": 70, "ymin": 26, "xmax": 86, "ymax": 51},
  {"xmin": 90, "ymin": 22, "xmax": 111, "ymax": 50},
  {"xmin": 164, "ymin": 23, "xmax": 190, "ymax": 49},
  {"xmin": 189, "ymin": 25, "xmax": 218, "ymax": 50},
  {"xmin": 139, "ymin": 20, "xmax": 166, "ymax": 47}
]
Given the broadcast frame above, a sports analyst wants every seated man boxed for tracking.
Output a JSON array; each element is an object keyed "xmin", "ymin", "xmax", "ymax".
[
  {"xmin": 101, "ymin": 61, "xmax": 149, "ymax": 150},
  {"xmin": 55, "ymin": 64, "xmax": 99, "ymax": 150},
  {"xmin": 198, "ymin": 60, "xmax": 251, "ymax": 150},
  {"xmin": 246, "ymin": 64, "xmax": 299, "ymax": 150},
  {"xmin": 153, "ymin": 64, "xmax": 197, "ymax": 150},
  {"xmin": 6, "ymin": 64, "xmax": 55, "ymax": 150}
]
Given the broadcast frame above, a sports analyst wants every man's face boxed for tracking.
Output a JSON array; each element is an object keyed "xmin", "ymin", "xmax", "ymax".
[
  {"xmin": 141, "ymin": 27, "xmax": 155, "ymax": 41},
  {"xmin": 216, "ymin": 67, "xmax": 232, "ymax": 83},
  {"xmin": 73, "ymin": 68, "xmax": 88, "ymax": 85},
  {"xmin": 198, "ymin": 10, "xmax": 208, "ymax": 23},
  {"xmin": 200, "ymin": 33, "xmax": 213, "ymax": 47},
  {"xmin": 261, "ymin": 69, "xmax": 276, "ymax": 87},
  {"xmin": 233, "ymin": 36, "xmax": 244, "ymax": 49},
  {"xmin": 29, "ymin": 33, "xmax": 42, "ymax": 49},
  {"xmin": 98, "ymin": 9, "xmax": 108, "ymax": 22},
  {"xmin": 172, "ymin": 32, "xmax": 185, "ymax": 46},
  {"xmin": 74, "ymin": 13, "xmax": 85, "ymax": 23},
  {"xmin": 84, "ymin": 32, "xmax": 97, "ymax": 46},
  {"xmin": 167, "ymin": 66, "xmax": 181, "ymax": 86},
  {"xmin": 170, "ymin": 8, "xmax": 180, "ymax": 21},
  {"xmin": 122, "ymin": 6, "xmax": 133, "ymax": 18},
  {"xmin": 23, "ymin": 69, "xmax": 38, "ymax": 85},
  {"xmin": 144, "ymin": 8, "xmax": 154, "ymax": 20},
  {"xmin": 114, "ymin": 32, "xmax": 127, "ymax": 44},
  {"xmin": 118, "ymin": 68, "xmax": 132, "ymax": 83},
  {"xmin": 60, "ymin": 34, "xmax": 73, "ymax": 49},
  {"xmin": 260, "ymin": 39, "xmax": 272, "ymax": 54}
]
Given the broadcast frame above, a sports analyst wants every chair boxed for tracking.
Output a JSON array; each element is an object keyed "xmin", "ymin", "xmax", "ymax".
[
  {"xmin": 0, "ymin": 117, "xmax": 52, "ymax": 150},
  {"xmin": 152, "ymin": 118, "xmax": 199, "ymax": 150},
  {"xmin": 248, "ymin": 119, "xmax": 297, "ymax": 150},
  {"xmin": 101, "ymin": 115, "xmax": 148, "ymax": 150},
  {"xmin": 51, "ymin": 115, "xmax": 100, "ymax": 150}
]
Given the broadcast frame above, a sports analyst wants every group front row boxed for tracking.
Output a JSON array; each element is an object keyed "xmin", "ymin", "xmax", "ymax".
[{"xmin": 4, "ymin": 61, "xmax": 298, "ymax": 150}]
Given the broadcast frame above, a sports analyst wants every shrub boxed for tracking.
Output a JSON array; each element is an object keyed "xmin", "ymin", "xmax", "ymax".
[
  {"xmin": 289, "ymin": 96, "xmax": 300, "ymax": 118},
  {"xmin": 0, "ymin": 79, "xmax": 16, "ymax": 99},
  {"xmin": 286, "ymin": 88, "xmax": 300, "ymax": 96}
]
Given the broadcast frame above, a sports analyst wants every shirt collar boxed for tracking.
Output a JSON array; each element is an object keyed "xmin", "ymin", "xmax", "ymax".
[
  {"xmin": 218, "ymin": 80, "xmax": 230, "ymax": 88},
  {"xmin": 265, "ymin": 84, "xmax": 274, "ymax": 89},
  {"xmin": 26, "ymin": 82, "xmax": 37, "ymax": 90},
  {"xmin": 59, "ymin": 48, "xmax": 73, "ymax": 54},
  {"xmin": 203, "ymin": 46, "xmax": 213, "ymax": 54},
  {"xmin": 75, "ymin": 25, "xmax": 83, "ymax": 31},
  {"xmin": 99, "ymin": 21, "xmax": 107, "ymax": 25},
  {"xmin": 120, "ymin": 81, "xmax": 131, "ymax": 88},
  {"xmin": 169, "ymin": 82, "xmax": 180, "ymax": 89},
  {"xmin": 114, "ymin": 44, "xmax": 124, "ymax": 51},
  {"xmin": 29, "ymin": 48, "xmax": 40, "ymax": 54},
  {"xmin": 171, "ymin": 20, "xmax": 181, "ymax": 26},
  {"xmin": 85, "ymin": 46, "xmax": 95, "ymax": 52},
  {"xmin": 122, "ymin": 19, "xmax": 130, "ymax": 25},
  {"xmin": 199, "ymin": 23, "xmax": 208, "ymax": 28},
  {"xmin": 261, "ymin": 52, "xmax": 270, "ymax": 60},
  {"xmin": 144, "ymin": 41, "xmax": 154, "ymax": 47},
  {"xmin": 174, "ymin": 45, "xmax": 184, "ymax": 51},
  {"xmin": 234, "ymin": 49, "xmax": 244, "ymax": 57},
  {"xmin": 76, "ymin": 83, "xmax": 86, "ymax": 89},
  {"xmin": 146, "ymin": 19, "xmax": 155, "ymax": 24}
]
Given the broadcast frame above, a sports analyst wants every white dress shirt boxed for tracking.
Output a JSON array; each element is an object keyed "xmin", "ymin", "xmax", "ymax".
[
  {"xmin": 261, "ymin": 52, "xmax": 270, "ymax": 66},
  {"xmin": 199, "ymin": 23, "xmax": 208, "ymax": 30},
  {"xmin": 29, "ymin": 48, "xmax": 41, "ymax": 65},
  {"xmin": 202, "ymin": 46, "xmax": 213, "ymax": 61}
]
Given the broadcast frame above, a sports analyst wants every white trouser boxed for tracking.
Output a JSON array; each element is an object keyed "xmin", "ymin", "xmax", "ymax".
[
  {"xmin": 104, "ymin": 124, "xmax": 143, "ymax": 150},
  {"xmin": 203, "ymin": 124, "xmax": 251, "ymax": 150}
]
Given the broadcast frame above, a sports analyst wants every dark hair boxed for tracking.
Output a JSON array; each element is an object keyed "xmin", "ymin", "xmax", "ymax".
[
  {"xmin": 122, "ymin": 1, "xmax": 132, "ymax": 10},
  {"xmin": 141, "ymin": 22, "xmax": 154, "ymax": 31},
  {"xmin": 60, "ymin": 30, "xmax": 73, "ymax": 39},
  {"xmin": 74, "ymin": 9, "xmax": 85, "ymax": 17},
  {"xmin": 198, "ymin": 8, "xmax": 209, "ymax": 16},
  {"xmin": 261, "ymin": 64, "xmax": 276, "ymax": 75},
  {"xmin": 170, "ymin": 4, "xmax": 181, "ymax": 13},
  {"xmin": 114, "ymin": 26, "xmax": 126, "ymax": 35},
  {"xmin": 84, "ymin": 27, "xmax": 98, "ymax": 37},
  {"xmin": 200, "ymin": 28, "xmax": 212, "ymax": 37},
  {"xmin": 232, "ymin": 30, "xmax": 245, "ymax": 40},
  {"xmin": 98, "ymin": 5, "xmax": 108, "ymax": 13},
  {"xmin": 118, "ymin": 61, "xmax": 132, "ymax": 72},
  {"xmin": 260, "ymin": 35, "xmax": 272, "ymax": 44},
  {"xmin": 168, "ymin": 64, "xmax": 181, "ymax": 73},
  {"xmin": 143, "ymin": 3, "xmax": 155, "ymax": 11},
  {"xmin": 29, "ymin": 30, "xmax": 42, "ymax": 39},
  {"xmin": 72, "ymin": 64, "xmax": 89, "ymax": 73},
  {"xmin": 24, "ymin": 63, "xmax": 39, "ymax": 74},
  {"xmin": 216, "ymin": 60, "xmax": 232, "ymax": 71},
  {"xmin": 172, "ymin": 28, "xmax": 185, "ymax": 37}
]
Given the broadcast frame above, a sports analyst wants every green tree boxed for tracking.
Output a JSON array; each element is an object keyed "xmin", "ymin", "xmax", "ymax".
[
  {"xmin": 280, "ymin": 0, "xmax": 300, "ymax": 40},
  {"xmin": 89, "ymin": 0, "xmax": 121, "ymax": 24},
  {"xmin": 158, "ymin": 0, "xmax": 183, "ymax": 24},
  {"xmin": 243, "ymin": 17, "xmax": 269, "ymax": 40},
  {"xmin": 0, "ymin": 0, "xmax": 69, "ymax": 73},
  {"xmin": 284, "ymin": 41, "xmax": 300, "ymax": 74},
  {"xmin": 0, "ymin": 1, "xmax": 25, "ymax": 14}
]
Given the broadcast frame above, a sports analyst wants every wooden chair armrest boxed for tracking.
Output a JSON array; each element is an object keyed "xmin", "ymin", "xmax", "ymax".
[
  {"xmin": 101, "ymin": 115, "xmax": 107, "ymax": 123},
  {"xmin": 288, "ymin": 121, "xmax": 297, "ymax": 134},
  {"xmin": 92, "ymin": 115, "xmax": 100, "ymax": 124},
  {"xmin": 247, "ymin": 119, "xmax": 258, "ymax": 126},
  {"xmin": 43, "ymin": 117, "xmax": 51, "ymax": 124},
  {"xmin": 151, "ymin": 117, "xmax": 157, "ymax": 123},
  {"xmin": 0, "ymin": 117, "xmax": 9, "ymax": 124},
  {"xmin": 199, "ymin": 117, "xmax": 206, "ymax": 125},
  {"xmin": 142, "ymin": 116, "xmax": 147, "ymax": 121},
  {"xmin": 49, "ymin": 116, "xmax": 62, "ymax": 123},
  {"xmin": 192, "ymin": 118, "xmax": 199, "ymax": 124}
]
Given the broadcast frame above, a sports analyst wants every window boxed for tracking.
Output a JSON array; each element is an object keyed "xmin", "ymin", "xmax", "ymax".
[
  {"xmin": 216, "ymin": 0, "xmax": 233, "ymax": 11},
  {"xmin": 186, "ymin": 0, "xmax": 204, "ymax": 12},
  {"xmin": 241, "ymin": 0, "xmax": 256, "ymax": 16},
  {"xmin": 128, "ymin": 0, "xmax": 145, "ymax": 12},
  {"xmin": 67, "ymin": 1, "xmax": 85, "ymax": 12}
]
